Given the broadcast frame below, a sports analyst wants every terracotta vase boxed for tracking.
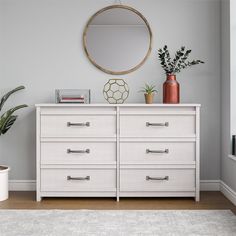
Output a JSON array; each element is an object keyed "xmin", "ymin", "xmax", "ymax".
[
  {"xmin": 163, "ymin": 74, "xmax": 180, "ymax": 104},
  {"xmin": 145, "ymin": 93, "xmax": 154, "ymax": 104}
]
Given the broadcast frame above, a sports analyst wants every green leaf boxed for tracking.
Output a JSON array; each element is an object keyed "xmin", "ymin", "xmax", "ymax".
[
  {"xmin": 0, "ymin": 104, "xmax": 28, "ymax": 135},
  {"xmin": 0, "ymin": 86, "xmax": 25, "ymax": 111},
  {"xmin": 139, "ymin": 84, "xmax": 157, "ymax": 95},
  {"xmin": 0, "ymin": 85, "xmax": 28, "ymax": 136},
  {"xmin": 0, "ymin": 115, "xmax": 17, "ymax": 135}
]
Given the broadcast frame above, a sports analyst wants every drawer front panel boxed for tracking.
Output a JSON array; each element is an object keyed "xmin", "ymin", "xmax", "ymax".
[
  {"xmin": 120, "ymin": 115, "xmax": 195, "ymax": 137},
  {"xmin": 41, "ymin": 169, "xmax": 116, "ymax": 192},
  {"xmin": 119, "ymin": 107, "xmax": 196, "ymax": 115},
  {"xmin": 41, "ymin": 115, "xmax": 116, "ymax": 137},
  {"xmin": 120, "ymin": 142, "xmax": 195, "ymax": 164},
  {"xmin": 120, "ymin": 169, "xmax": 195, "ymax": 192},
  {"xmin": 41, "ymin": 107, "xmax": 116, "ymax": 115},
  {"xmin": 41, "ymin": 142, "xmax": 116, "ymax": 164}
]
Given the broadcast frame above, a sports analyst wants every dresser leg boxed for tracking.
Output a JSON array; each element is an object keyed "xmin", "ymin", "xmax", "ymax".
[
  {"xmin": 36, "ymin": 194, "xmax": 42, "ymax": 202},
  {"xmin": 116, "ymin": 196, "xmax": 120, "ymax": 202},
  {"xmin": 195, "ymin": 193, "xmax": 200, "ymax": 202}
]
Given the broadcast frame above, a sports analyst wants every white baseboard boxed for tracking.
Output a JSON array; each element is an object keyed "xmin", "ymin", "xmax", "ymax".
[
  {"xmin": 9, "ymin": 180, "xmax": 36, "ymax": 191},
  {"xmin": 8, "ymin": 180, "xmax": 220, "ymax": 191},
  {"xmin": 9, "ymin": 180, "xmax": 236, "ymax": 206},
  {"xmin": 220, "ymin": 181, "xmax": 236, "ymax": 206},
  {"xmin": 200, "ymin": 180, "xmax": 220, "ymax": 191}
]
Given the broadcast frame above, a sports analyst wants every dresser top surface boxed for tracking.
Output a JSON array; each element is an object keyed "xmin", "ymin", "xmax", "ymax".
[{"xmin": 35, "ymin": 103, "xmax": 201, "ymax": 107}]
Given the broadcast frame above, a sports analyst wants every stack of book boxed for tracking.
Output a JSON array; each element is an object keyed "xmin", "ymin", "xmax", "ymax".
[
  {"xmin": 60, "ymin": 95, "xmax": 85, "ymax": 103},
  {"xmin": 55, "ymin": 89, "xmax": 90, "ymax": 104}
]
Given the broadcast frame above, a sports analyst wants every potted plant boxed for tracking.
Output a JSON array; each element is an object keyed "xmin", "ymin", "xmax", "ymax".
[
  {"xmin": 158, "ymin": 45, "xmax": 204, "ymax": 103},
  {"xmin": 0, "ymin": 86, "xmax": 27, "ymax": 201},
  {"xmin": 139, "ymin": 84, "xmax": 157, "ymax": 104}
]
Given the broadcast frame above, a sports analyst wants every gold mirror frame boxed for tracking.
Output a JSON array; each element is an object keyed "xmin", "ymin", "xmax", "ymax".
[{"xmin": 83, "ymin": 5, "xmax": 153, "ymax": 75}]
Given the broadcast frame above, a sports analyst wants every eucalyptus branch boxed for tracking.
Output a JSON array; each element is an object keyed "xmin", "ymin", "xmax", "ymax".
[
  {"xmin": 158, "ymin": 48, "xmax": 170, "ymax": 74},
  {"xmin": 157, "ymin": 45, "xmax": 205, "ymax": 75},
  {"xmin": 171, "ymin": 46, "xmax": 185, "ymax": 74}
]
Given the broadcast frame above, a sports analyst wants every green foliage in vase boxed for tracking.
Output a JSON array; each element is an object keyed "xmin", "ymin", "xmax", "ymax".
[
  {"xmin": 0, "ymin": 86, "xmax": 27, "ymax": 136},
  {"xmin": 139, "ymin": 84, "xmax": 157, "ymax": 95},
  {"xmin": 158, "ymin": 45, "xmax": 204, "ymax": 75}
]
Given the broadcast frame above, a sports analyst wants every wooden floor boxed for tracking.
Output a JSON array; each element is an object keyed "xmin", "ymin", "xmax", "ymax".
[{"xmin": 0, "ymin": 191, "xmax": 235, "ymax": 214}]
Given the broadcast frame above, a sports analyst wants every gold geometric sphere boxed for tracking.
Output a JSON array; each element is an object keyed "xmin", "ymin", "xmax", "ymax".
[{"xmin": 103, "ymin": 79, "xmax": 129, "ymax": 104}]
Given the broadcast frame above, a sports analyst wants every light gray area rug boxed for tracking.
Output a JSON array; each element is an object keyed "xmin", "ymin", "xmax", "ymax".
[{"xmin": 0, "ymin": 210, "xmax": 236, "ymax": 236}]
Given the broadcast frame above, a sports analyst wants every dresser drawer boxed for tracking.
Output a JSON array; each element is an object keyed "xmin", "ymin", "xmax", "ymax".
[
  {"xmin": 41, "ymin": 115, "xmax": 116, "ymax": 137},
  {"xmin": 41, "ymin": 142, "xmax": 116, "ymax": 164},
  {"xmin": 120, "ymin": 115, "xmax": 195, "ymax": 137},
  {"xmin": 41, "ymin": 169, "xmax": 116, "ymax": 192},
  {"xmin": 120, "ymin": 142, "xmax": 195, "ymax": 164},
  {"xmin": 120, "ymin": 169, "xmax": 195, "ymax": 192}
]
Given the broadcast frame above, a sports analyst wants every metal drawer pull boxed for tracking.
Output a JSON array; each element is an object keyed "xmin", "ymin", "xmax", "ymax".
[
  {"xmin": 67, "ymin": 122, "xmax": 90, "ymax": 127},
  {"xmin": 67, "ymin": 176, "xmax": 90, "ymax": 181},
  {"xmin": 67, "ymin": 149, "xmax": 90, "ymax": 154},
  {"xmin": 146, "ymin": 122, "xmax": 169, "ymax": 127},
  {"xmin": 146, "ymin": 149, "xmax": 169, "ymax": 154},
  {"xmin": 146, "ymin": 176, "xmax": 169, "ymax": 181}
]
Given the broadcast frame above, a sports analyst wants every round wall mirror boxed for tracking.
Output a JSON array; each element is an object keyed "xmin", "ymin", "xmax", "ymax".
[{"xmin": 83, "ymin": 5, "xmax": 152, "ymax": 75}]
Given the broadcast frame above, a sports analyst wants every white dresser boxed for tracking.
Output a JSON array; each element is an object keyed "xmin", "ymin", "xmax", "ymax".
[{"xmin": 36, "ymin": 104, "xmax": 200, "ymax": 201}]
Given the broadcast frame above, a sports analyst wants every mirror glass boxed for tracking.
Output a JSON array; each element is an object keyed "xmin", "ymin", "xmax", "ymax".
[{"xmin": 83, "ymin": 5, "xmax": 152, "ymax": 75}]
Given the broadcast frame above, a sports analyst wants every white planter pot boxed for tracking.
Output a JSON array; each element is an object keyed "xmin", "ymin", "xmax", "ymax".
[{"xmin": 0, "ymin": 166, "xmax": 10, "ymax": 201}]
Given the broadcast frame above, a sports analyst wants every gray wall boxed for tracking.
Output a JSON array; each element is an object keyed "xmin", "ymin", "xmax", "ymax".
[
  {"xmin": 221, "ymin": 0, "xmax": 236, "ymax": 191},
  {"xmin": 0, "ymin": 0, "xmax": 221, "ymax": 181}
]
